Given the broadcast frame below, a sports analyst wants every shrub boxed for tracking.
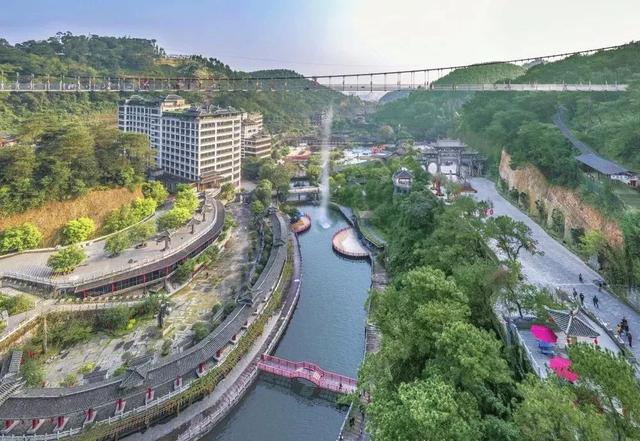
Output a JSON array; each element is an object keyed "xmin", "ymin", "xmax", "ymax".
[
  {"xmin": 47, "ymin": 245, "xmax": 86, "ymax": 274},
  {"xmin": 21, "ymin": 357, "xmax": 45, "ymax": 386},
  {"xmin": 49, "ymin": 320, "xmax": 92, "ymax": 349},
  {"xmin": 174, "ymin": 258, "xmax": 196, "ymax": 283},
  {"xmin": 192, "ymin": 322, "xmax": 210, "ymax": 343},
  {"xmin": 61, "ymin": 373, "xmax": 79, "ymax": 387},
  {"xmin": 161, "ymin": 339, "xmax": 172, "ymax": 356},
  {"xmin": 79, "ymin": 362, "xmax": 96, "ymax": 375},
  {"xmin": 113, "ymin": 364, "xmax": 128, "ymax": 377},
  {"xmin": 96, "ymin": 306, "xmax": 131, "ymax": 332},
  {"xmin": 0, "ymin": 294, "xmax": 35, "ymax": 316},
  {"xmin": 0, "ymin": 223, "xmax": 43, "ymax": 254},
  {"xmin": 62, "ymin": 217, "xmax": 96, "ymax": 245}
]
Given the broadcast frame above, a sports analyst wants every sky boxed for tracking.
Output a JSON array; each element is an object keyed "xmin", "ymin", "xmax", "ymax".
[{"xmin": 1, "ymin": 0, "xmax": 639, "ymax": 76}]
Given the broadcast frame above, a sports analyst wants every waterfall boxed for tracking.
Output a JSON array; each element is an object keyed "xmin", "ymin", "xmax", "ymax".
[{"xmin": 317, "ymin": 106, "xmax": 334, "ymax": 229}]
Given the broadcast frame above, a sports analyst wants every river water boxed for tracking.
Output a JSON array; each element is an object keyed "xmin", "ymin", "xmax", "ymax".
[{"xmin": 205, "ymin": 205, "xmax": 371, "ymax": 441}]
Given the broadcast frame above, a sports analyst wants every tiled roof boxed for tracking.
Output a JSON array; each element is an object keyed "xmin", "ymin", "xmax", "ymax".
[
  {"xmin": 546, "ymin": 307, "xmax": 600, "ymax": 338},
  {"xmin": 576, "ymin": 152, "xmax": 629, "ymax": 175}
]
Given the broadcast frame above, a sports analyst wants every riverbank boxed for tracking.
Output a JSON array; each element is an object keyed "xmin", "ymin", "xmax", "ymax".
[{"xmin": 207, "ymin": 205, "xmax": 371, "ymax": 441}]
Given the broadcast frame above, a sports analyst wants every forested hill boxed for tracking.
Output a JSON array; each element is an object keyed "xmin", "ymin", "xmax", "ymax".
[
  {"xmin": 0, "ymin": 33, "xmax": 360, "ymax": 133},
  {"xmin": 516, "ymin": 42, "xmax": 640, "ymax": 83}
]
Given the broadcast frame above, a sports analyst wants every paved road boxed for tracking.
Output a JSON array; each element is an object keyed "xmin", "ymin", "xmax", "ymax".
[
  {"xmin": 553, "ymin": 106, "xmax": 593, "ymax": 154},
  {"xmin": 470, "ymin": 178, "xmax": 640, "ymax": 359}
]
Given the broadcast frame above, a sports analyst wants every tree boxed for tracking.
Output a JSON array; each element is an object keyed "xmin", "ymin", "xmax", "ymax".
[
  {"xmin": 174, "ymin": 185, "xmax": 198, "ymax": 212},
  {"xmin": 141, "ymin": 181, "xmax": 168, "ymax": 205},
  {"xmin": 251, "ymin": 200, "xmax": 265, "ymax": 219},
  {"xmin": 0, "ymin": 223, "xmax": 43, "ymax": 253},
  {"xmin": 47, "ymin": 245, "xmax": 86, "ymax": 274},
  {"xmin": 367, "ymin": 376, "xmax": 482, "ymax": 441},
  {"xmin": 128, "ymin": 222, "xmax": 156, "ymax": 244},
  {"xmin": 104, "ymin": 233, "xmax": 130, "ymax": 256},
  {"xmin": 131, "ymin": 197, "xmax": 157, "ymax": 219},
  {"xmin": 568, "ymin": 344, "xmax": 640, "ymax": 440},
  {"xmin": 579, "ymin": 229, "xmax": 606, "ymax": 259},
  {"xmin": 485, "ymin": 215, "xmax": 539, "ymax": 262},
  {"xmin": 514, "ymin": 375, "xmax": 610, "ymax": 441},
  {"xmin": 220, "ymin": 183, "xmax": 236, "ymax": 201},
  {"xmin": 62, "ymin": 217, "xmax": 96, "ymax": 244},
  {"xmin": 157, "ymin": 207, "xmax": 192, "ymax": 230},
  {"xmin": 253, "ymin": 179, "xmax": 273, "ymax": 206},
  {"xmin": 378, "ymin": 124, "xmax": 395, "ymax": 142}
]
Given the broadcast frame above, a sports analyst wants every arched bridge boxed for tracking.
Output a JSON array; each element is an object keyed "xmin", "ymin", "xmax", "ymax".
[{"xmin": 257, "ymin": 354, "xmax": 357, "ymax": 394}]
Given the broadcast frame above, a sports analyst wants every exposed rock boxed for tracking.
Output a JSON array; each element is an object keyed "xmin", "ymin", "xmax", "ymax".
[{"xmin": 498, "ymin": 150, "xmax": 623, "ymax": 246}]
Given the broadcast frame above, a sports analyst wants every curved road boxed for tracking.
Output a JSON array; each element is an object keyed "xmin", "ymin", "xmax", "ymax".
[{"xmin": 470, "ymin": 178, "xmax": 640, "ymax": 359}]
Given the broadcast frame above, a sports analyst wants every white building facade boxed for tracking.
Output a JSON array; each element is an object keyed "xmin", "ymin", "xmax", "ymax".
[
  {"xmin": 118, "ymin": 95, "xmax": 242, "ymax": 188},
  {"xmin": 241, "ymin": 112, "xmax": 272, "ymax": 159}
]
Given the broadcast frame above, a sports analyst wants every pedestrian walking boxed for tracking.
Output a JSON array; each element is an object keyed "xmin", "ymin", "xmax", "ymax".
[
  {"xmin": 592, "ymin": 295, "xmax": 599, "ymax": 309},
  {"xmin": 622, "ymin": 317, "xmax": 629, "ymax": 333},
  {"xmin": 628, "ymin": 332, "xmax": 633, "ymax": 348},
  {"xmin": 578, "ymin": 273, "xmax": 584, "ymax": 283},
  {"xmin": 579, "ymin": 292, "xmax": 585, "ymax": 307},
  {"xmin": 572, "ymin": 288, "xmax": 578, "ymax": 300},
  {"xmin": 598, "ymin": 281, "xmax": 602, "ymax": 292}
]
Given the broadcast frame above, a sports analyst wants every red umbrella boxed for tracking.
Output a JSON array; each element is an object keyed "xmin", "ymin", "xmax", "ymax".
[
  {"xmin": 549, "ymin": 356, "xmax": 579, "ymax": 383},
  {"xmin": 531, "ymin": 324, "xmax": 558, "ymax": 343},
  {"xmin": 549, "ymin": 356, "xmax": 571, "ymax": 370},
  {"xmin": 555, "ymin": 368, "xmax": 578, "ymax": 383}
]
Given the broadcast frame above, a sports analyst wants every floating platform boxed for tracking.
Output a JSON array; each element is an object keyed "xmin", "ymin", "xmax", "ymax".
[
  {"xmin": 331, "ymin": 227, "xmax": 369, "ymax": 259},
  {"xmin": 291, "ymin": 214, "xmax": 311, "ymax": 234}
]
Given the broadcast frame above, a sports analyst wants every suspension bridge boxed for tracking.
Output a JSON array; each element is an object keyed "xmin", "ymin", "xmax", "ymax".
[{"xmin": 0, "ymin": 43, "xmax": 633, "ymax": 94}]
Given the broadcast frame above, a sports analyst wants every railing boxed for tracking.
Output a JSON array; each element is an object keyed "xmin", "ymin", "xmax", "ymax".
[
  {"xmin": 257, "ymin": 354, "xmax": 357, "ymax": 393},
  {"xmin": 0, "ymin": 75, "xmax": 629, "ymax": 93}
]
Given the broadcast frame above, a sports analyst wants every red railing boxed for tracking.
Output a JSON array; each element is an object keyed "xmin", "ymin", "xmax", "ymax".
[{"xmin": 257, "ymin": 354, "xmax": 356, "ymax": 394}]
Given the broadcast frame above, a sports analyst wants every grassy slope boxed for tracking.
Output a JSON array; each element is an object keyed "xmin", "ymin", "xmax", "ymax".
[{"xmin": 0, "ymin": 186, "xmax": 143, "ymax": 246}]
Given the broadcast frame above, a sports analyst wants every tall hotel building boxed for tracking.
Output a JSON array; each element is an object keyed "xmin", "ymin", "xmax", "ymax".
[{"xmin": 118, "ymin": 95, "xmax": 242, "ymax": 188}]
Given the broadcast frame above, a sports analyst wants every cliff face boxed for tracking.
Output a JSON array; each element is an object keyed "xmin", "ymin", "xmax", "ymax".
[{"xmin": 498, "ymin": 150, "xmax": 623, "ymax": 246}]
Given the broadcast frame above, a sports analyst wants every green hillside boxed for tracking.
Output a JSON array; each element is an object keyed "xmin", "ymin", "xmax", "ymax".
[
  {"xmin": 516, "ymin": 42, "xmax": 640, "ymax": 83},
  {"xmin": 0, "ymin": 33, "xmax": 356, "ymax": 134},
  {"xmin": 434, "ymin": 62, "xmax": 525, "ymax": 85}
]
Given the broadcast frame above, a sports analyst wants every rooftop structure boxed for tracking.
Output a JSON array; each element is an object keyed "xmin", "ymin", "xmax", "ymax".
[
  {"xmin": 392, "ymin": 167, "xmax": 413, "ymax": 193},
  {"xmin": 576, "ymin": 152, "xmax": 630, "ymax": 176},
  {"xmin": 118, "ymin": 95, "xmax": 242, "ymax": 189}
]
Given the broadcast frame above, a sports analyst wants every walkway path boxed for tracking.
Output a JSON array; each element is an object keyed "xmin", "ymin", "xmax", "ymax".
[{"xmin": 470, "ymin": 178, "xmax": 640, "ymax": 360}]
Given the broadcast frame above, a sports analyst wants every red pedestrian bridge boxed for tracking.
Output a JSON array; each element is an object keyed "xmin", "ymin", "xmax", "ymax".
[{"xmin": 257, "ymin": 354, "xmax": 357, "ymax": 394}]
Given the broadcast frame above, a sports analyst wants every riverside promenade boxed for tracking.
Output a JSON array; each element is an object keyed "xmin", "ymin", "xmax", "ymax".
[{"xmin": 132, "ymin": 228, "xmax": 303, "ymax": 441}]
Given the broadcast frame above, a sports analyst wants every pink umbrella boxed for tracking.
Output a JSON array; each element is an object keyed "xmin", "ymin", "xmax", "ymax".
[
  {"xmin": 531, "ymin": 324, "xmax": 558, "ymax": 343},
  {"xmin": 549, "ymin": 356, "xmax": 571, "ymax": 370},
  {"xmin": 555, "ymin": 368, "xmax": 579, "ymax": 383}
]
